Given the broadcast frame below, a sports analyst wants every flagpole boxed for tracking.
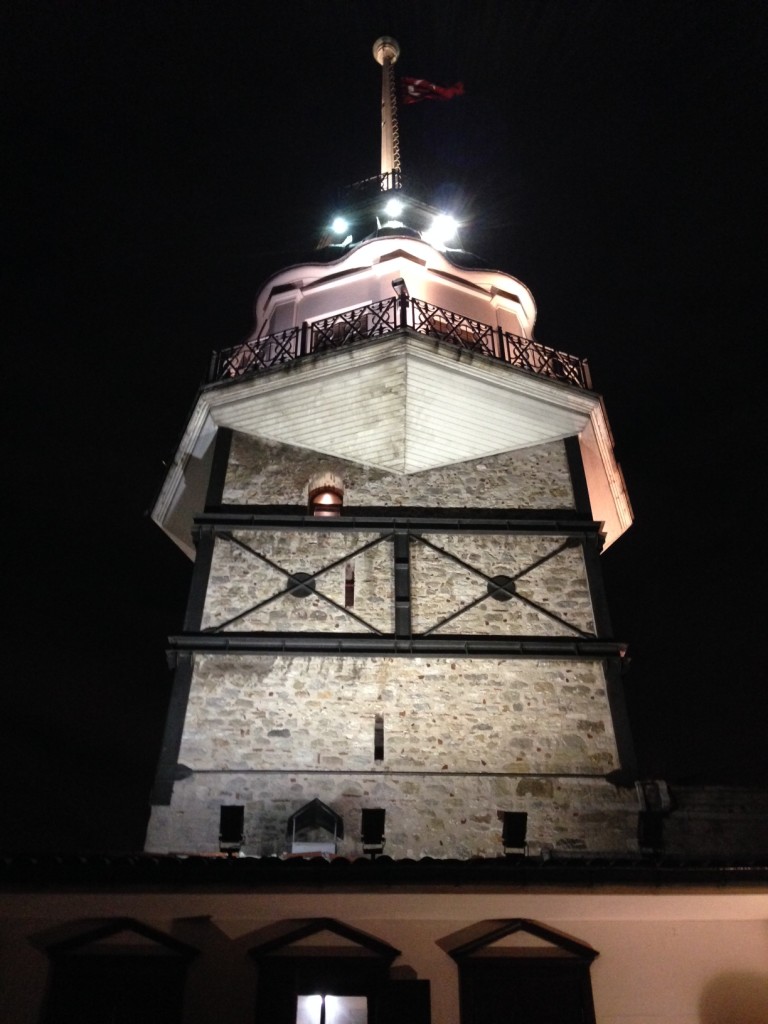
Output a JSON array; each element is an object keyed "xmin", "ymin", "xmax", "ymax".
[{"xmin": 372, "ymin": 37, "xmax": 401, "ymax": 190}]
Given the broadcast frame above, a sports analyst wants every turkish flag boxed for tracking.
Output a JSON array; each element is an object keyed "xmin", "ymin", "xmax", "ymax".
[{"xmin": 400, "ymin": 77, "xmax": 465, "ymax": 104}]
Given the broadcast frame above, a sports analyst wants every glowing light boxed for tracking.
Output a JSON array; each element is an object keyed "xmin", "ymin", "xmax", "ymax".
[
  {"xmin": 295, "ymin": 994, "xmax": 368, "ymax": 1024},
  {"xmin": 331, "ymin": 216, "xmax": 349, "ymax": 234},
  {"xmin": 296, "ymin": 995, "xmax": 323, "ymax": 1024},
  {"xmin": 384, "ymin": 197, "xmax": 404, "ymax": 217},
  {"xmin": 423, "ymin": 213, "xmax": 459, "ymax": 248},
  {"xmin": 310, "ymin": 486, "xmax": 343, "ymax": 517}
]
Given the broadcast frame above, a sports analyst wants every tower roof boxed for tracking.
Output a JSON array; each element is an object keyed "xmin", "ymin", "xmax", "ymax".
[{"xmin": 151, "ymin": 37, "xmax": 632, "ymax": 559}]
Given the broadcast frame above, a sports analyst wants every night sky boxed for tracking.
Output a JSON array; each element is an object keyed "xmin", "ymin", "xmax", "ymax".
[{"xmin": 4, "ymin": 1, "xmax": 766, "ymax": 854}]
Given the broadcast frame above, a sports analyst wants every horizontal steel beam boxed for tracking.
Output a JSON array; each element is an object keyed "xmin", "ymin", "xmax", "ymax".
[
  {"xmin": 194, "ymin": 511, "xmax": 603, "ymax": 536},
  {"xmin": 168, "ymin": 632, "xmax": 623, "ymax": 658}
]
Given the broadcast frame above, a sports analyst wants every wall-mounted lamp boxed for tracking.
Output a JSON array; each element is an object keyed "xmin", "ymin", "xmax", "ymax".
[
  {"xmin": 309, "ymin": 485, "xmax": 343, "ymax": 518},
  {"xmin": 391, "ymin": 277, "xmax": 409, "ymax": 299}
]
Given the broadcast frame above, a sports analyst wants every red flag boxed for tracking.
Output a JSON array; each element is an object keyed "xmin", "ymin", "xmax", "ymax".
[{"xmin": 400, "ymin": 77, "xmax": 465, "ymax": 105}]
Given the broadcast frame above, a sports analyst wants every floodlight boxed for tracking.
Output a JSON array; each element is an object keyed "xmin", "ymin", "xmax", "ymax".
[
  {"xmin": 423, "ymin": 213, "xmax": 458, "ymax": 247},
  {"xmin": 331, "ymin": 216, "xmax": 349, "ymax": 234},
  {"xmin": 384, "ymin": 197, "xmax": 404, "ymax": 217}
]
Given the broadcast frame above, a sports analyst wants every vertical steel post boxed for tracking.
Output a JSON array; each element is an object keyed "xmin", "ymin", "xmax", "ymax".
[
  {"xmin": 393, "ymin": 530, "xmax": 411, "ymax": 637},
  {"xmin": 399, "ymin": 292, "xmax": 409, "ymax": 330}
]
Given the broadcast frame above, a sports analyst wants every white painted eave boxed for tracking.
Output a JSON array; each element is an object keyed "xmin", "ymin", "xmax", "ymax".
[
  {"xmin": 152, "ymin": 334, "xmax": 632, "ymax": 557},
  {"xmin": 253, "ymin": 235, "xmax": 538, "ymax": 335}
]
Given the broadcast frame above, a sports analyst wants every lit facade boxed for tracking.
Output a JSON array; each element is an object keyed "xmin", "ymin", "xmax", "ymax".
[
  {"xmin": 145, "ymin": 201, "xmax": 637, "ymax": 862},
  {"xmin": 3, "ymin": 38, "xmax": 765, "ymax": 1024}
]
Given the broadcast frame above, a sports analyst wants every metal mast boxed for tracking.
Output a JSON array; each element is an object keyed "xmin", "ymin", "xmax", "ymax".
[{"xmin": 372, "ymin": 36, "xmax": 401, "ymax": 189}]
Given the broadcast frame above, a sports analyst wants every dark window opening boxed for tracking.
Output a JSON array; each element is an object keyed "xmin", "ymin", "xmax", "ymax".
[
  {"xmin": 458, "ymin": 960, "xmax": 594, "ymax": 1024},
  {"xmin": 42, "ymin": 920, "xmax": 197, "ymax": 1024},
  {"xmin": 448, "ymin": 919, "xmax": 598, "ymax": 1024},
  {"xmin": 345, "ymin": 562, "xmax": 355, "ymax": 607},
  {"xmin": 219, "ymin": 804, "xmax": 245, "ymax": 853},
  {"xmin": 501, "ymin": 811, "xmax": 528, "ymax": 856},
  {"xmin": 361, "ymin": 808, "xmax": 386, "ymax": 858},
  {"xmin": 374, "ymin": 716, "xmax": 384, "ymax": 761},
  {"xmin": 44, "ymin": 958, "xmax": 189, "ymax": 1024}
]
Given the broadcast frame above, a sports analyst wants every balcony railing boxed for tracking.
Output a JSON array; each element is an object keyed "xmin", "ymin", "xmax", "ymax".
[
  {"xmin": 343, "ymin": 170, "xmax": 404, "ymax": 196},
  {"xmin": 208, "ymin": 297, "xmax": 591, "ymax": 389}
]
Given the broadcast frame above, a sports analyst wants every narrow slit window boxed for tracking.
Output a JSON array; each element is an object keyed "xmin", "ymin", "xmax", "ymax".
[
  {"xmin": 374, "ymin": 715, "xmax": 384, "ymax": 761},
  {"xmin": 345, "ymin": 562, "xmax": 355, "ymax": 607}
]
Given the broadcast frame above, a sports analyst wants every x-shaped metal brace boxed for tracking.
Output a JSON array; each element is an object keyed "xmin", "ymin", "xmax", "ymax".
[
  {"xmin": 204, "ymin": 531, "xmax": 391, "ymax": 634},
  {"xmin": 413, "ymin": 534, "xmax": 596, "ymax": 638}
]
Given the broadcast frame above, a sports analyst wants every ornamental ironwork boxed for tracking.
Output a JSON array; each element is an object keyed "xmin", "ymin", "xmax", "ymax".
[{"xmin": 209, "ymin": 296, "xmax": 590, "ymax": 389}]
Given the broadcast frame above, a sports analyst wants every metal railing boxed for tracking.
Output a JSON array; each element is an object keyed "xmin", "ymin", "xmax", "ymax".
[
  {"xmin": 209, "ymin": 296, "xmax": 590, "ymax": 389},
  {"xmin": 342, "ymin": 170, "xmax": 404, "ymax": 197}
]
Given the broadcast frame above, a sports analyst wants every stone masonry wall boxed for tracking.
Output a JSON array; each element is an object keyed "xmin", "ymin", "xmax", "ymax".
[
  {"xmin": 223, "ymin": 434, "xmax": 575, "ymax": 509},
  {"xmin": 411, "ymin": 533, "xmax": 594, "ymax": 636},
  {"xmin": 148, "ymin": 433, "xmax": 625, "ymax": 859},
  {"xmin": 203, "ymin": 530, "xmax": 394, "ymax": 634},
  {"xmin": 663, "ymin": 786, "xmax": 768, "ymax": 857},
  {"xmin": 145, "ymin": 772, "xmax": 638, "ymax": 858},
  {"xmin": 178, "ymin": 655, "xmax": 618, "ymax": 777},
  {"xmin": 202, "ymin": 531, "xmax": 595, "ymax": 637}
]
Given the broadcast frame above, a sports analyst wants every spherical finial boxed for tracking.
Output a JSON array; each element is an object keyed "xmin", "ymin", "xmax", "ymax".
[{"xmin": 373, "ymin": 36, "xmax": 400, "ymax": 66}]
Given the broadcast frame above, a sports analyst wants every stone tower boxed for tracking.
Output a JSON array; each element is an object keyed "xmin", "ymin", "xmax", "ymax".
[{"xmin": 145, "ymin": 41, "xmax": 636, "ymax": 859}]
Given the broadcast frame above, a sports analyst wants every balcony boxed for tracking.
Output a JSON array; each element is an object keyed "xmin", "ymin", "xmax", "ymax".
[{"xmin": 208, "ymin": 296, "xmax": 591, "ymax": 390}]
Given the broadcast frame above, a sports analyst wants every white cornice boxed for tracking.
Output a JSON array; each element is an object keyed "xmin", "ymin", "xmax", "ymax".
[{"xmin": 152, "ymin": 334, "xmax": 632, "ymax": 555}]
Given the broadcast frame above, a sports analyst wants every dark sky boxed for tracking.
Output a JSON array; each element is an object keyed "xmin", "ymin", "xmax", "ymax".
[{"xmin": 4, "ymin": 0, "xmax": 766, "ymax": 854}]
